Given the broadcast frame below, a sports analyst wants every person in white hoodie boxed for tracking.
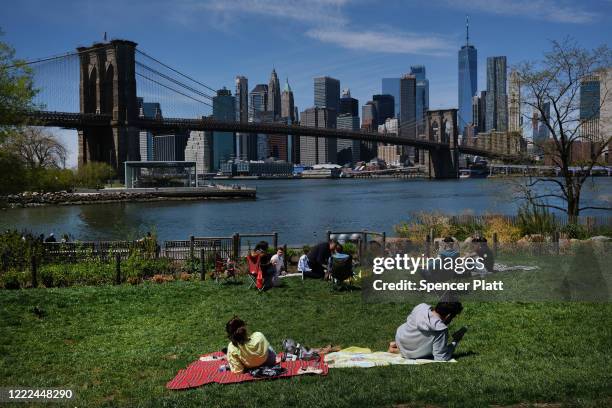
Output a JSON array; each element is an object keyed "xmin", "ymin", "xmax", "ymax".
[{"xmin": 388, "ymin": 301, "xmax": 464, "ymax": 361}]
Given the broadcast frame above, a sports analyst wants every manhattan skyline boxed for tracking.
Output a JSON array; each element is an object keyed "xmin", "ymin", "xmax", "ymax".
[{"xmin": 3, "ymin": 0, "xmax": 611, "ymax": 166}]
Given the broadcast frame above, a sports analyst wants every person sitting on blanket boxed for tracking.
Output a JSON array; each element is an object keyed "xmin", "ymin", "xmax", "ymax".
[
  {"xmin": 420, "ymin": 237, "xmax": 459, "ymax": 282},
  {"xmin": 225, "ymin": 316, "xmax": 277, "ymax": 373},
  {"xmin": 465, "ymin": 235, "xmax": 495, "ymax": 275},
  {"xmin": 388, "ymin": 301, "xmax": 464, "ymax": 361}
]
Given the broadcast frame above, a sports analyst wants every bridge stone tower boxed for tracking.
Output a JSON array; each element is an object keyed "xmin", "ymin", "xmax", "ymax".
[
  {"xmin": 77, "ymin": 40, "xmax": 139, "ymax": 176},
  {"xmin": 420, "ymin": 109, "xmax": 459, "ymax": 179}
]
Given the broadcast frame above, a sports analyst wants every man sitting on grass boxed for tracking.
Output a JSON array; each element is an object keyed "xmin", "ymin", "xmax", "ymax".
[{"xmin": 388, "ymin": 301, "xmax": 465, "ymax": 361}]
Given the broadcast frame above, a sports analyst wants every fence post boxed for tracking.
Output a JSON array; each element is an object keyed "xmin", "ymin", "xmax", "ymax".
[
  {"xmin": 30, "ymin": 255, "xmax": 37, "ymax": 288},
  {"xmin": 326, "ymin": 230, "xmax": 331, "ymax": 242},
  {"xmin": 425, "ymin": 234, "xmax": 431, "ymax": 257},
  {"xmin": 115, "ymin": 253, "xmax": 121, "ymax": 284},
  {"xmin": 493, "ymin": 232, "xmax": 498, "ymax": 256},
  {"xmin": 273, "ymin": 232, "xmax": 278, "ymax": 251},
  {"xmin": 283, "ymin": 244, "xmax": 288, "ymax": 271},
  {"xmin": 200, "ymin": 248, "xmax": 206, "ymax": 280},
  {"xmin": 554, "ymin": 231, "xmax": 560, "ymax": 255},
  {"xmin": 189, "ymin": 235, "xmax": 195, "ymax": 260},
  {"xmin": 382, "ymin": 232, "xmax": 386, "ymax": 256},
  {"xmin": 232, "ymin": 233, "xmax": 240, "ymax": 261}
]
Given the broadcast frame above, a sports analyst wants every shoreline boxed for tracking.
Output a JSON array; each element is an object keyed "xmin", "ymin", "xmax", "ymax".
[{"xmin": 0, "ymin": 187, "xmax": 256, "ymax": 209}]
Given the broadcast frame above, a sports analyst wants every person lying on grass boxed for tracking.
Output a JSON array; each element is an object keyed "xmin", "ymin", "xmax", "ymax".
[
  {"xmin": 388, "ymin": 301, "xmax": 466, "ymax": 361},
  {"xmin": 225, "ymin": 316, "xmax": 278, "ymax": 373}
]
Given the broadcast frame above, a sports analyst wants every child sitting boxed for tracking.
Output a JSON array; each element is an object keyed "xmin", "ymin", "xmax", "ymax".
[{"xmin": 225, "ymin": 316, "xmax": 277, "ymax": 373}]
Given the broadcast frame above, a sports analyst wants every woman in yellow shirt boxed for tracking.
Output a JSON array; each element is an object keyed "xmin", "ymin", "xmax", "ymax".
[{"xmin": 225, "ymin": 316, "xmax": 277, "ymax": 373}]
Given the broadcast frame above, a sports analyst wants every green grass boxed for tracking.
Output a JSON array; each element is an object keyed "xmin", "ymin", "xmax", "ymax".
[{"xmin": 1, "ymin": 278, "xmax": 611, "ymax": 407}]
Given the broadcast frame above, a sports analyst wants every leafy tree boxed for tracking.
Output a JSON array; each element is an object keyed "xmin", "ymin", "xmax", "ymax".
[
  {"xmin": 76, "ymin": 162, "xmax": 115, "ymax": 189},
  {"xmin": 515, "ymin": 39, "xmax": 611, "ymax": 221},
  {"xmin": 0, "ymin": 29, "xmax": 38, "ymax": 142}
]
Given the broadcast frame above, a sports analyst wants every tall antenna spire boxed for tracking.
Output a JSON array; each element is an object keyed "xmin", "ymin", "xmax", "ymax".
[{"xmin": 465, "ymin": 15, "xmax": 469, "ymax": 46}]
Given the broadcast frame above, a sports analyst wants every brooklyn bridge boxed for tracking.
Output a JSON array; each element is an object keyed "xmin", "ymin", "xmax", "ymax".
[{"xmin": 4, "ymin": 39, "xmax": 527, "ymax": 178}]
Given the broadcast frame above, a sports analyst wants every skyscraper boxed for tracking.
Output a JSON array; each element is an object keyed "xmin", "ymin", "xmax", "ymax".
[
  {"xmin": 361, "ymin": 101, "xmax": 378, "ymax": 130},
  {"xmin": 299, "ymin": 107, "xmax": 337, "ymax": 165},
  {"xmin": 410, "ymin": 65, "xmax": 429, "ymax": 134},
  {"xmin": 212, "ymin": 88, "xmax": 235, "ymax": 171},
  {"xmin": 249, "ymin": 84, "xmax": 268, "ymax": 121},
  {"xmin": 382, "ymin": 78, "xmax": 401, "ymax": 122},
  {"xmin": 268, "ymin": 69, "xmax": 281, "ymax": 119},
  {"xmin": 508, "ymin": 69, "xmax": 521, "ymax": 133},
  {"xmin": 580, "ymin": 74, "xmax": 601, "ymax": 142},
  {"xmin": 235, "ymin": 75, "xmax": 253, "ymax": 161},
  {"xmin": 314, "ymin": 76, "xmax": 340, "ymax": 113},
  {"xmin": 458, "ymin": 17, "xmax": 477, "ymax": 132},
  {"xmin": 400, "ymin": 74, "xmax": 417, "ymax": 138},
  {"xmin": 485, "ymin": 56, "xmax": 508, "ymax": 132},
  {"xmin": 339, "ymin": 88, "xmax": 359, "ymax": 117},
  {"xmin": 137, "ymin": 97, "xmax": 162, "ymax": 161},
  {"xmin": 372, "ymin": 94, "xmax": 395, "ymax": 126},
  {"xmin": 281, "ymin": 78, "xmax": 295, "ymax": 122}
]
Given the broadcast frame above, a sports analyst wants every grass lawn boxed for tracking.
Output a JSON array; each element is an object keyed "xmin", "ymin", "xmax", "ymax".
[{"xmin": 1, "ymin": 277, "xmax": 611, "ymax": 407}]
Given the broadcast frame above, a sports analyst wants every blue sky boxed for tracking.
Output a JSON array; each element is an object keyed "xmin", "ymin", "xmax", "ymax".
[{"xmin": 3, "ymin": 0, "xmax": 611, "ymax": 166}]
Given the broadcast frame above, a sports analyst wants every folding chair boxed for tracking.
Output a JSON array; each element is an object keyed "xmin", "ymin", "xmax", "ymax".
[
  {"xmin": 246, "ymin": 253, "xmax": 265, "ymax": 292},
  {"xmin": 212, "ymin": 253, "xmax": 238, "ymax": 283}
]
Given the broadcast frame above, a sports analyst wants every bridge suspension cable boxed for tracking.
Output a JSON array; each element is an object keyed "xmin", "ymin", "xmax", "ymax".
[{"xmin": 135, "ymin": 72, "xmax": 213, "ymax": 108}]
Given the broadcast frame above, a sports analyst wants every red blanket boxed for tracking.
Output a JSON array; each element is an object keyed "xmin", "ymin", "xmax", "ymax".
[{"xmin": 166, "ymin": 352, "xmax": 328, "ymax": 390}]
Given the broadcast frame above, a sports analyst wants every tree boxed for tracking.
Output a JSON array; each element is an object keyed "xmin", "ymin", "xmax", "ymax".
[
  {"xmin": 515, "ymin": 39, "xmax": 612, "ymax": 221},
  {"xmin": 5, "ymin": 127, "xmax": 67, "ymax": 168},
  {"xmin": 0, "ymin": 29, "xmax": 38, "ymax": 142},
  {"xmin": 76, "ymin": 162, "xmax": 116, "ymax": 189}
]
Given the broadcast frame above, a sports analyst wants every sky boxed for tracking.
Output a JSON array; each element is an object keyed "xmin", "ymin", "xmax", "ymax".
[{"xmin": 2, "ymin": 0, "xmax": 612, "ymax": 166}]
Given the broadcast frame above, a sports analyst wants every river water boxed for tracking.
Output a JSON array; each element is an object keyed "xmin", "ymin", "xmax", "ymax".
[{"xmin": 1, "ymin": 178, "xmax": 610, "ymax": 244}]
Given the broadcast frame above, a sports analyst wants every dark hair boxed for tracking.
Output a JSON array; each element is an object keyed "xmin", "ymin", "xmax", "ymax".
[
  {"xmin": 225, "ymin": 316, "xmax": 249, "ymax": 346},
  {"xmin": 443, "ymin": 236, "xmax": 454, "ymax": 243},
  {"xmin": 434, "ymin": 301, "xmax": 463, "ymax": 318},
  {"xmin": 254, "ymin": 241, "xmax": 269, "ymax": 252}
]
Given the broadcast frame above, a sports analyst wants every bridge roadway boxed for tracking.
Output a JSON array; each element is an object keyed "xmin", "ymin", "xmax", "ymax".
[{"xmin": 18, "ymin": 110, "xmax": 519, "ymax": 160}]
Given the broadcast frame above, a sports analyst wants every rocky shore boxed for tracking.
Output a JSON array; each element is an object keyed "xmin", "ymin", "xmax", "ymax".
[{"xmin": 1, "ymin": 187, "xmax": 256, "ymax": 208}]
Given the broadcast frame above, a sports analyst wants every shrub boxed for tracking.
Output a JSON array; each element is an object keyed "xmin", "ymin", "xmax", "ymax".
[
  {"xmin": 561, "ymin": 223, "xmax": 588, "ymax": 239},
  {"xmin": 1, "ymin": 270, "xmax": 25, "ymax": 289},
  {"xmin": 517, "ymin": 201, "xmax": 557, "ymax": 236},
  {"xmin": 75, "ymin": 162, "xmax": 115, "ymax": 189},
  {"xmin": 483, "ymin": 216, "xmax": 522, "ymax": 243}
]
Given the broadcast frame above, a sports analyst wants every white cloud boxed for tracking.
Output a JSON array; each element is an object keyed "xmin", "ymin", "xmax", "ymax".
[
  {"xmin": 442, "ymin": 0, "xmax": 597, "ymax": 24},
  {"xmin": 180, "ymin": 0, "xmax": 350, "ymax": 26},
  {"xmin": 306, "ymin": 28, "xmax": 455, "ymax": 56},
  {"xmin": 176, "ymin": 0, "xmax": 456, "ymax": 56}
]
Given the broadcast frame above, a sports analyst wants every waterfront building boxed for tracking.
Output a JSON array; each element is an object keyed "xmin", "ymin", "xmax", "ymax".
[
  {"xmin": 235, "ymin": 75, "xmax": 254, "ymax": 161},
  {"xmin": 508, "ymin": 69, "xmax": 521, "ymax": 133},
  {"xmin": 485, "ymin": 56, "xmax": 508, "ymax": 132},
  {"xmin": 339, "ymin": 88, "xmax": 359, "ymax": 117},
  {"xmin": 268, "ymin": 69, "xmax": 281, "ymax": 119},
  {"xmin": 373, "ymin": 94, "xmax": 395, "ymax": 126},
  {"xmin": 184, "ymin": 130, "xmax": 213, "ymax": 174},
  {"xmin": 410, "ymin": 65, "xmax": 429, "ymax": 135},
  {"xmin": 337, "ymin": 113, "xmax": 361, "ymax": 165},
  {"xmin": 400, "ymin": 74, "xmax": 417, "ymax": 138},
  {"xmin": 281, "ymin": 78, "xmax": 295, "ymax": 122},
  {"xmin": 137, "ymin": 98, "xmax": 162, "ymax": 161},
  {"xmin": 299, "ymin": 106, "xmax": 337, "ymax": 165},
  {"xmin": 314, "ymin": 76, "xmax": 340, "ymax": 112},
  {"xmin": 212, "ymin": 88, "xmax": 235, "ymax": 171},
  {"xmin": 580, "ymin": 73, "xmax": 601, "ymax": 142},
  {"xmin": 153, "ymin": 133, "xmax": 188, "ymax": 161},
  {"xmin": 382, "ymin": 78, "xmax": 401, "ymax": 122},
  {"xmin": 458, "ymin": 17, "xmax": 477, "ymax": 132}
]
